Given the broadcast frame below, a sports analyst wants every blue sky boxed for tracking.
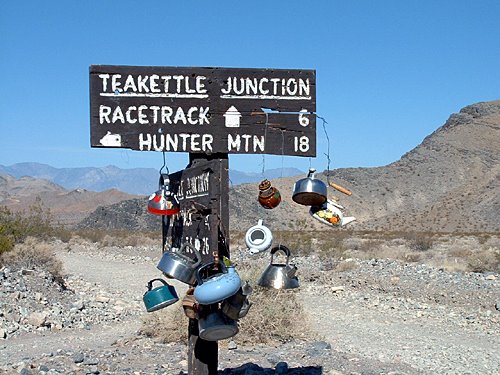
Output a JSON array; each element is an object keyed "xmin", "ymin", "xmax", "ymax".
[{"xmin": 1, "ymin": 1, "xmax": 498, "ymax": 174}]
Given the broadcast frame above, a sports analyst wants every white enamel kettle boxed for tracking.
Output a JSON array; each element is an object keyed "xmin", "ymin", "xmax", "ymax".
[{"xmin": 245, "ymin": 219, "xmax": 273, "ymax": 254}]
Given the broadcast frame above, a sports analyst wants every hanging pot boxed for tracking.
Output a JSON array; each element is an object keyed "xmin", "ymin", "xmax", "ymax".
[
  {"xmin": 157, "ymin": 242, "xmax": 202, "ymax": 285},
  {"xmin": 258, "ymin": 245, "xmax": 299, "ymax": 290},
  {"xmin": 258, "ymin": 179, "xmax": 281, "ymax": 209},
  {"xmin": 245, "ymin": 219, "xmax": 273, "ymax": 254},
  {"xmin": 198, "ymin": 307, "xmax": 239, "ymax": 341},
  {"xmin": 221, "ymin": 281, "xmax": 253, "ymax": 320},
  {"xmin": 143, "ymin": 278, "xmax": 179, "ymax": 312},
  {"xmin": 148, "ymin": 174, "xmax": 180, "ymax": 216},
  {"xmin": 194, "ymin": 262, "xmax": 241, "ymax": 305},
  {"xmin": 292, "ymin": 168, "xmax": 327, "ymax": 206}
]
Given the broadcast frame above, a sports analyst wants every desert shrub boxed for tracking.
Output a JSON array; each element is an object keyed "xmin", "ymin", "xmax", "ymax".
[
  {"xmin": 334, "ymin": 259, "xmax": 359, "ymax": 272},
  {"xmin": 140, "ymin": 303, "xmax": 188, "ymax": 343},
  {"xmin": 73, "ymin": 229, "xmax": 160, "ymax": 247},
  {"xmin": 0, "ymin": 206, "xmax": 23, "ymax": 253},
  {"xmin": 404, "ymin": 252, "xmax": 423, "ymax": 263},
  {"xmin": 0, "ymin": 234, "xmax": 14, "ymax": 254},
  {"xmin": 467, "ymin": 249, "xmax": 500, "ymax": 273},
  {"xmin": 404, "ymin": 232, "xmax": 434, "ymax": 252},
  {"xmin": 0, "ymin": 203, "xmax": 69, "ymax": 254},
  {"xmin": 0, "ymin": 237, "xmax": 63, "ymax": 279},
  {"xmin": 238, "ymin": 287, "xmax": 309, "ymax": 344},
  {"xmin": 74, "ymin": 229, "xmax": 107, "ymax": 243}
]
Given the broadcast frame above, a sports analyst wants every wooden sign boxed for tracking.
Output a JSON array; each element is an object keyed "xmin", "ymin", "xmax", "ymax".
[
  {"xmin": 90, "ymin": 65, "xmax": 316, "ymax": 156},
  {"xmin": 162, "ymin": 156, "xmax": 229, "ymax": 264}
]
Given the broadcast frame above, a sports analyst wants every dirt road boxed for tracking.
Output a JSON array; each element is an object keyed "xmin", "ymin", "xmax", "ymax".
[{"xmin": 1, "ymin": 244, "xmax": 498, "ymax": 374}]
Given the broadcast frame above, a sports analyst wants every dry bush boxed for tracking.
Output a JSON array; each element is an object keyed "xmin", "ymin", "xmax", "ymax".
[
  {"xmin": 403, "ymin": 252, "xmax": 423, "ymax": 263},
  {"xmin": 404, "ymin": 232, "xmax": 435, "ymax": 252},
  {"xmin": 0, "ymin": 203, "xmax": 70, "ymax": 254},
  {"xmin": 467, "ymin": 249, "xmax": 500, "ymax": 273},
  {"xmin": 74, "ymin": 229, "xmax": 107, "ymax": 243},
  {"xmin": 140, "ymin": 303, "xmax": 188, "ymax": 343},
  {"xmin": 0, "ymin": 237, "xmax": 63, "ymax": 279},
  {"xmin": 334, "ymin": 259, "xmax": 359, "ymax": 272},
  {"xmin": 73, "ymin": 229, "xmax": 160, "ymax": 247},
  {"xmin": 238, "ymin": 287, "xmax": 311, "ymax": 344}
]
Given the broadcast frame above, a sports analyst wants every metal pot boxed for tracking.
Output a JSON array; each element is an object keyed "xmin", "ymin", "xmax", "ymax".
[
  {"xmin": 258, "ymin": 245, "xmax": 299, "ymax": 290},
  {"xmin": 194, "ymin": 262, "xmax": 241, "ymax": 305},
  {"xmin": 157, "ymin": 242, "xmax": 202, "ymax": 285},
  {"xmin": 221, "ymin": 281, "xmax": 253, "ymax": 320},
  {"xmin": 143, "ymin": 278, "xmax": 179, "ymax": 312},
  {"xmin": 245, "ymin": 219, "xmax": 273, "ymax": 254},
  {"xmin": 292, "ymin": 168, "xmax": 327, "ymax": 206},
  {"xmin": 198, "ymin": 307, "xmax": 239, "ymax": 341}
]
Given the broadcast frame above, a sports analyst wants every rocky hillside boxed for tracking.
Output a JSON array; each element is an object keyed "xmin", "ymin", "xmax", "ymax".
[
  {"xmin": 229, "ymin": 100, "xmax": 500, "ymax": 233},
  {"xmin": 0, "ymin": 175, "xmax": 138, "ymax": 226},
  {"xmin": 78, "ymin": 198, "xmax": 160, "ymax": 231}
]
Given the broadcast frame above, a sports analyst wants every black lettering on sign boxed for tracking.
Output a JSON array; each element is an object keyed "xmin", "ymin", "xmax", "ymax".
[{"xmin": 90, "ymin": 65, "xmax": 316, "ymax": 157}]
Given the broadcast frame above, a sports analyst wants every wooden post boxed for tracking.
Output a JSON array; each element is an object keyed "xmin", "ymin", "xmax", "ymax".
[
  {"xmin": 188, "ymin": 318, "xmax": 218, "ymax": 375},
  {"xmin": 187, "ymin": 153, "xmax": 229, "ymax": 375}
]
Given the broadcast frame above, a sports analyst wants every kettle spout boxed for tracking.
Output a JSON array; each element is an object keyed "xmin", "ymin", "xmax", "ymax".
[
  {"xmin": 285, "ymin": 264, "xmax": 298, "ymax": 278},
  {"xmin": 340, "ymin": 216, "xmax": 356, "ymax": 227}
]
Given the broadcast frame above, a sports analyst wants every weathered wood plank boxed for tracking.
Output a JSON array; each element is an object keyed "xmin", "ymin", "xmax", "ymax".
[{"xmin": 90, "ymin": 65, "xmax": 316, "ymax": 156}]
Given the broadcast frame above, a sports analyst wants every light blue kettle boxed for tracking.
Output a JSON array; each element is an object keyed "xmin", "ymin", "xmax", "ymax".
[{"xmin": 194, "ymin": 262, "xmax": 241, "ymax": 305}]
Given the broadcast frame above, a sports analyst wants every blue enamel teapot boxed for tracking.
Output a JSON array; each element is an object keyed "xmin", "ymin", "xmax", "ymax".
[{"xmin": 194, "ymin": 262, "xmax": 241, "ymax": 305}]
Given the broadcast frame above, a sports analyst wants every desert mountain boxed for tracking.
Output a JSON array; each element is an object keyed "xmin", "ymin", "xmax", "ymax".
[
  {"xmin": 229, "ymin": 100, "xmax": 500, "ymax": 233},
  {"xmin": 79, "ymin": 101, "xmax": 499, "ymax": 233},
  {"xmin": 0, "ymin": 163, "xmax": 303, "ymax": 195},
  {"xmin": 0, "ymin": 174, "xmax": 138, "ymax": 226}
]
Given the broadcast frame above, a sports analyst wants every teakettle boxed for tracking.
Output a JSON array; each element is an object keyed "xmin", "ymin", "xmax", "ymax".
[
  {"xmin": 310, "ymin": 199, "xmax": 356, "ymax": 227},
  {"xmin": 194, "ymin": 262, "xmax": 242, "ymax": 305},
  {"xmin": 147, "ymin": 174, "xmax": 180, "ymax": 216},
  {"xmin": 143, "ymin": 278, "xmax": 179, "ymax": 312},
  {"xmin": 292, "ymin": 168, "xmax": 327, "ymax": 206},
  {"xmin": 221, "ymin": 281, "xmax": 253, "ymax": 320},
  {"xmin": 157, "ymin": 242, "xmax": 202, "ymax": 285},
  {"xmin": 258, "ymin": 245, "xmax": 299, "ymax": 290},
  {"xmin": 245, "ymin": 219, "xmax": 273, "ymax": 254}
]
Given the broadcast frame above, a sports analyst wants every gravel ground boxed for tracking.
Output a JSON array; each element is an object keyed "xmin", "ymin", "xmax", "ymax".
[{"xmin": 0, "ymin": 239, "xmax": 499, "ymax": 374}]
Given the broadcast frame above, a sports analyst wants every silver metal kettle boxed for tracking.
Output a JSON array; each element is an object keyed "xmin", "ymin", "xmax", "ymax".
[{"xmin": 258, "ymin": 245, "xmax": 299, "ymax": 290}]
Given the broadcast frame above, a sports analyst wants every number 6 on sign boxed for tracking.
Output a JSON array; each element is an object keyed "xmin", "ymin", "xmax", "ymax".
[
  {"xmin": 294, "ymin": 136, "xmax": 310, "ymax": 152},
  {"xmin": 298, "ymin": 109, "xmax": 310, "ymax": 127}
]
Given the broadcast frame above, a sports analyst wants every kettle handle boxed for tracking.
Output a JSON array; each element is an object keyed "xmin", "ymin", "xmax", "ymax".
[
  {"xmin": 147, "ymin": 278, "xmax": 168, "ymax": 291},
  {"xmin": 159, "ymin": 173, "xmax": 168, "ymax": 189},
  {"xmin": 270, "ymin": 245, "xmax": 291, "ymax": 265},
  {"xmin": 179, "ymin": 242, "xmax": 203, "ymax": 269},
  {"xmin": 307, "ymin": 168, "xmax": 316, "ymax": 178},
  {"xmin": 195, "ymin": 261, "xmax": 227, "ymax": 286}
]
